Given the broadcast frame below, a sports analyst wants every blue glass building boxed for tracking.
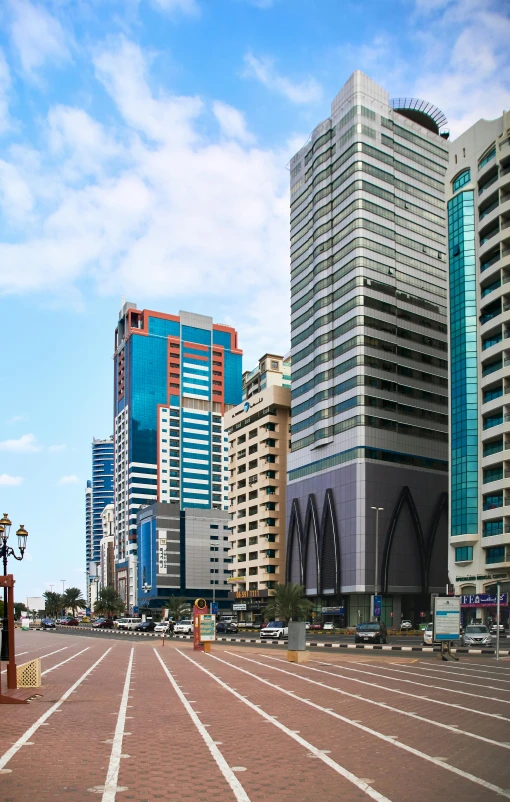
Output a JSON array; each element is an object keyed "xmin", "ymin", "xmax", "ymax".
[{"xmin": 113, "ymin": 305, "xmax": 242, "ymax": 612}]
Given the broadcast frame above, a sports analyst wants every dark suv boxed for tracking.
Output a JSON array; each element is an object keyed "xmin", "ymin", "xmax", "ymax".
[
  {"xmin": 40, "ymin": 618, "xmax": 56, "ymax": 629},
  {"xmin": 355, "ymin": 622, "xmax": 388, "ymax": 644}
]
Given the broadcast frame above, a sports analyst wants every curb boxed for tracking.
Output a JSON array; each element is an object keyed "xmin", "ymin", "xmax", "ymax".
[{"xmin": 46, "ymin": 626, "xmax": 510, "ymax": 655}]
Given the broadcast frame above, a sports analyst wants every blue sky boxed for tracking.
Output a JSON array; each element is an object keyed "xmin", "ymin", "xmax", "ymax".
[{"xmin": 1, "ymin": 0, "xmax": 509, "ymax": 601}]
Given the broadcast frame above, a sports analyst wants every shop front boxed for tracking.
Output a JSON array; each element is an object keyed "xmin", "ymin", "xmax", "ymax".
[
  {"xmin": 228, "ymin": 589, "xmax": 272, "ymax": 625},
  {"xmin": 460, "ymin": 592, "xmax": 509, "ymax": 627}
]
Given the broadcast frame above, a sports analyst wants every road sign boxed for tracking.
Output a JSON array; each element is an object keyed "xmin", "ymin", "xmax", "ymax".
[
  {"xmin": 199, "ymin": 614, "xmax": 216, "ymax": 642},
  {"xmin": 433, "ymin": 596, "xmax": 460, "ymax": 641},
  {"xmin": 373, "ymin": 595, "xmax": 382, "ymax": 618},
  {"xmin": 211, "ymin": 602, "xmax": 218, "ymax": 615}
]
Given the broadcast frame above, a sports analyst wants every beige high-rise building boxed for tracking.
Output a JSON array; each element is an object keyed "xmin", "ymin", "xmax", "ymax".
[{"xmin": 225, "ymin": 355, "xmax": 291, "ymax": 622}]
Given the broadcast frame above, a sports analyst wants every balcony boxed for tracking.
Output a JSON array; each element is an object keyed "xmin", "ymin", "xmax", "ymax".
[{"xmin": 481, "ymin": 249, "xmax": 501, "ymax": 273}]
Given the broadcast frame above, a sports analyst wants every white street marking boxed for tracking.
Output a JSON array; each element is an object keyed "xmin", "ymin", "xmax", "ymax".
[
  {"xmin": 240, "ymin": 653, "xmax": 510, "ymax": 750},
  {"xmin": 101, "ymin": 648, "xmax": 134, "ymax": 802},
  {"xmin": 42, "ymin": 647, "xmax": 91, "ymax": 675},
  {"xmin": 0, "ymin": 648, "xmax": 112, "ymax": 771},
  {"xmin": 155, "ymin": 650, "xmax": 251, "ymax": 802},
  {"xmin": 207, "ymin": 651, "xmax": 510, "ymax": 799},
  {"xmin": 176, "ymin": 649, "xmax": 393, "ymax": 802}
]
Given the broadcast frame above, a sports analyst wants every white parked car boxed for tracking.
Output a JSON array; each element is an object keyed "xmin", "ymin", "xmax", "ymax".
[
  {"xmin": 260, "ymin": 621, "xmax": 288, "ymax": 639},
  {"xmin": 323, "ymin": 622, "xmax": 334, "ymax": 632},
  {"xmin": 154, "ymin": 621, "xmax": 169, "ymax": 633},
  {"xmin": 400, "ymin": 620, "xmax": 413, "ymax": 631},
  {"xmin": 116, "ymin": 617, "xmax": 142, "ymax": 631},
  {"xmin": 462, "ymin": 624, "xmax": 492, "ymax": 647},
  {"xmin": 174, "ymin": 619, "xmax": 194, "ymax": 635},
  {"xmin": 423, "ymin": 622, "xmax": 433, "ymax": 645}
]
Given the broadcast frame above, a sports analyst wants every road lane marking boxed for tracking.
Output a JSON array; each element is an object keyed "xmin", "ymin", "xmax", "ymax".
[
  {"xmin": 1, "ymin": 645, "xmax": 71, "ymax": 675},
  {"xmin": 352, "ymin": 661, "xmax": 510, "ymax": 695},
  {"xmin": 235, "ymin": 653, "xmax": 510, "ymax": 750},
  {"xmin": 100, "ymin": 648, "xmax": 134, "ymax": 801},
  {"xmin": 318, "ymin": 659, "xmax": 510, "ymax": 706},
  {"xmin": 419, "ymin": 661, "xmax": 510, "ymax": 677},
  {"xmin": 42, "ymin": 647, "xmax": 91, "ymax": 675},
  {"xmin": 392, "ymin": 663, "xmax": 510, "ymax": 685},
  {"xmin": 206, "ymin": 651, "xmax": 510, "ymax": 800},
  {"xmin": 154, "ymin": 650, "xmax": 251, "ymax": 802},
  {"xmin": 175, "ymin": 649, "xmax": 393, "ymax": 802},
  {"xmin": 299, "ymin": 660, "xmax": 510, "ymax": 721},
  {"xmin": 0, "ymin": 648, "xmax": 112, "ymax": 771}
]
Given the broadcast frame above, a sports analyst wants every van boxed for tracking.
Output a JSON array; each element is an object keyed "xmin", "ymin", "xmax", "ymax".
[{"xmin": 116, "ymin": 617, "xmax": 142, "ymax": 631}]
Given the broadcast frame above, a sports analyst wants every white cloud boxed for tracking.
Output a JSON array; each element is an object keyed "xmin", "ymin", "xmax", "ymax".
[
  {"xmin": 340, "ymin": 0, "xmax": 510, "ymax": 140},
  {"xmin": 57, "ymin": 474, "xmax": 79, "ymax": 485},
  {"xmin": 0, "ymin": 37, "xmax": 292, "ymax": 364},
  {"xmin": 0, "ymin": 48, "xmax": 11, "ymax": 133},
  {"xmin": 48, "ymin": 444, "xmax": 67, "ymax": 453},
  {"xmin": 242, "ymin": 52, "xmax": 323, "ymax": 104},
  {"xmin": 0, "ymin": 433, "xmax": 40, "ymax": 453},
  {"xmin": 0, "ymin": 473, "xmax": 24, "ymax": 486},
  {"xmin": 6, "ymin": 415, "xmax": 26, "ymax": 424},
  {"xmin": 212, "ymin": 101, "xmax": 255, "ymax": 144},
  {"xmin": 151, "ymin": 0, "xmax": 200, "ymax": 15},
  {"xmin": 8, "ymin": 0, "xmax": 71, "ymax": 76}
]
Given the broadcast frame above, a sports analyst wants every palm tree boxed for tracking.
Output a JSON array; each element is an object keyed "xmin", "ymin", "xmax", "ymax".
[
  {"xmin": 43, "ymin": 591, "xmax": 63, "ymax": 620},
  {"xmin": 164, "ymin": 596, "xmax": 189, "ymax": 621},
  {"xmin": 263, "ymin": 583, "xmax": 313, "ymax": 625},
  {"xmin": 94, "ymin": 587, "xmax": 125, "ymax": 618},
  {"xmin": 62, "ymin": 587, "xmax": 87, "ymax": 617}
]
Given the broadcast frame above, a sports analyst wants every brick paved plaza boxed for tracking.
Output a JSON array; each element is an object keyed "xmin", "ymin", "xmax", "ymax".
[{"xmin": 1, "ymin": 630, "xmax": 510, "ymax": 802}]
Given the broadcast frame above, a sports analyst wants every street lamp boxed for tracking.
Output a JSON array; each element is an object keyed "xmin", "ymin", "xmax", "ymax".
[
  {"xmin": 1, "ymin": 514, "xmax": 29, "ymax": 662},
  {"xmin": 371, "ymin": 506, "xmax": 384, "ymax": 621}
]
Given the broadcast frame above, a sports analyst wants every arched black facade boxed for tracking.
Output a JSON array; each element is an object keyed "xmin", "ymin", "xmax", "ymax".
[
  {"xmin": 381, "ymin": 486, "xmax": 448, "ymax": 594},
  {"xmin": 286, "ymin": 489, "xmax": 341, "ymax": 596}
]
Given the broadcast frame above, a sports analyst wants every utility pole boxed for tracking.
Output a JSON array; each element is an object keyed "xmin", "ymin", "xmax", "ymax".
[
  {"xmin": 371, "ymin": 506, "xmax": 384, "ymax": 620},
  {"xmin": 496, "ymin": 581, "xmax": 501, "ymax": 662}
]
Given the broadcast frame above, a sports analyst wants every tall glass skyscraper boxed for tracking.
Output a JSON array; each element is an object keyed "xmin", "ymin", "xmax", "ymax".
[
  {"xmin": 287, "ymin": 72, "xmax": 450, "ymax": 627},
  {"xmin": 92, "ymin": 437, "xmax": 114, "ymax": 558},
  {"xmin": 114, "ymin": 304, "xmax": 242, "ymax": 612},
  {"xmin": 85, "ymin": 438, "xmax": 114, "ymax": 606},
  {"xmin": 447, "ymin": 110, "xmax": 510, "ymax": 625}
]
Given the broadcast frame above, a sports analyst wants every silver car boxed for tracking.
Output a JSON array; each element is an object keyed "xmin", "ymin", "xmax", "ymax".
[{"xmin": 461, "ymin": 624, "xmax": 492, "ymax": 647}]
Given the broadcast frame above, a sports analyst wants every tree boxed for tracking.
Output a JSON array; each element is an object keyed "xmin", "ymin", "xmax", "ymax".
[
  {"xmin": 43, "ymin": 591, "xmax": 63, "ymax": 620},
  {"xmin": 94, "ymin": 587, "xmax": 125, "ymax": 618},
  {"xmin": 62, "ymin": 587, "xmax": 87, "ymax": 617},
  {"xmin": 14, "ymin": 602, "xmax": 27, "ymax": 618},
  {"xmin": 263, "ymin": 583, "xmax": 313, "ymax": 625},
  {"xmin": 164, "ymin": 596, "xmax": 189, "ymax": 621}
]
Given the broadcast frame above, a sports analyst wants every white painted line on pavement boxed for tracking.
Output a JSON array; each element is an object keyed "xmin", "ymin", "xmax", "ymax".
[
  {"xmin": 419, "ymin": 661, "xmax": 510, "ymax": 676},
  {"xmin": 42, "ymin": 647, "xmax": 91, "ymax": 675},
  {"xmin": 155, "ymin": 649, "xmax": 251, "ymax": 802},
  {"xmin": 176, "ymin": 649, "xmax": 393, "ymax": 802},
  {"xmin": 236, "ymin": 653, "xmax": 510, "ymax": 751},
  {"xmin": 206, "ymin": 651, "xmax": 510, "ymax": 800},
  {"xmin": 321, "ymin": 659, "xmax": 510, "ymax": 706},
  {"xmin": 100, "ymin": 648, "xmax": 134, "ymax": 802},
  {"xmin": 308, "ymin": 660, "xmax": 510, "ymax": 721},
  {"xmin": 1, "ymin": 645, "xmax": 70, "ymax": 675},
  {"xmin": 0, "ymin": 648, "xmax": 112, "ymax": 771},
  {"xmin": 392, "ymin": 663, "xmax": 510, "ymax": 685},
  {"xmin": 352, "ymin": 661, "xmax": 510, "ymax": 697}
]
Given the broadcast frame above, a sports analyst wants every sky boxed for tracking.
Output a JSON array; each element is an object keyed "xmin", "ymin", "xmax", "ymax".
[{"xmin": 1, "ymin": 0, "xmax": 509, "ymax": 602}]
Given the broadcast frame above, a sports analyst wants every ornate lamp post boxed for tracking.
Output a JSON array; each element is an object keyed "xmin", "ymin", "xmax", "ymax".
[{"xmin": 1, "ymin": 514, "xmax": 29, "ymax": 662}]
